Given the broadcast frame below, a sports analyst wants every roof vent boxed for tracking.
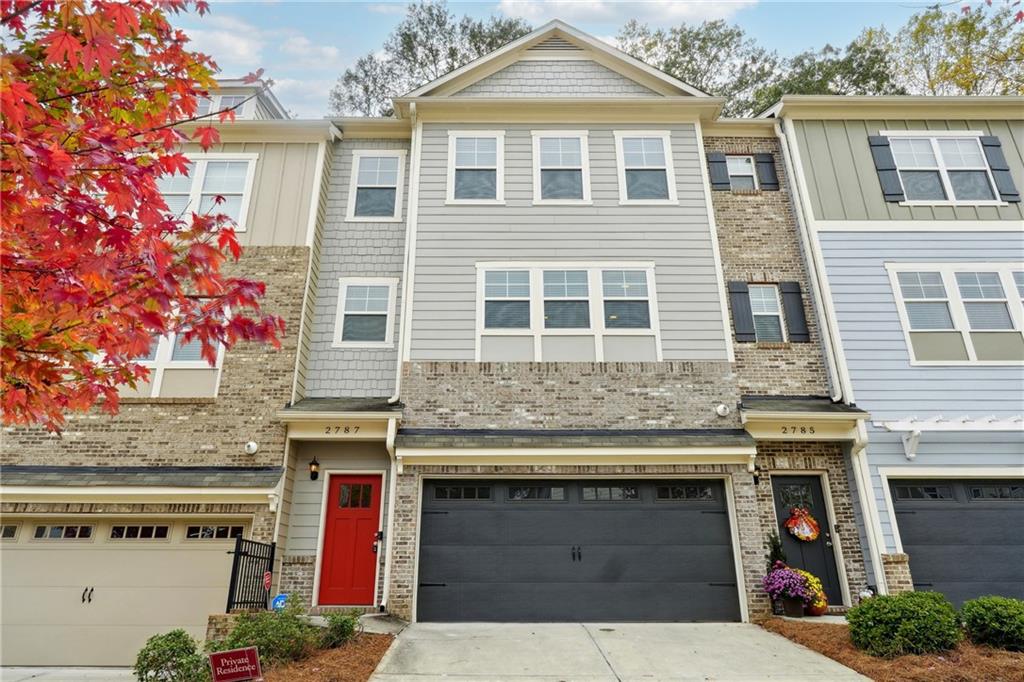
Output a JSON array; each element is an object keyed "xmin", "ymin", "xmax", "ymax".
[{"xmin": 528, "ymin": 35, "xmax": 582, "ymax": 51}]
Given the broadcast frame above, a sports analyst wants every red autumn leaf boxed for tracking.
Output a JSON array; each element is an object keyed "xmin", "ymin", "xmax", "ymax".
[
  {"xmin": 193, "ymin": 124, "xmax": 220, "ymax": 149},
  {"xmin": 42, "ymin": 30, "xmax": 81, "ymax": 68},
  {"xmin": 242, "ymin": 69, "xmax": 265, "ymax": 84}
]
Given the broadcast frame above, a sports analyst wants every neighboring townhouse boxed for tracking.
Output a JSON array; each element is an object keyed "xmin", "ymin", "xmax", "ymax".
[
  {"xmin": 273, "ymin": 21, "xmax": 872, "ymax": 626},
  {"xmin": 767, "ymin": 96, "xmax": 1024, "ymax": 604},
  {"xmin": 0, "ymin": 84, "xmax": 338, "ymax": 665}
]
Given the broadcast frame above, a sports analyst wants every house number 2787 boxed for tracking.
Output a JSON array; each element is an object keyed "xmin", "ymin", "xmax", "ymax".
[
  {"xmin": 781, "ymin": 425, "xmax": 815, "ymax": 435},
  {"xmin": 324, "ymin": 425, "xmax": 360, "ymax": 435}
]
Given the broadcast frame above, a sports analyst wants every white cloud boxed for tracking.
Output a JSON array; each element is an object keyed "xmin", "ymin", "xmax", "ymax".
[
  {"xmin": 367, "ymin": 2, "xmax": 407, "ymax": 14},
  {"xmin": 183, "ymin": 15, "xmax": 266, "ymax": 74},
  {"xmin": 272, "ymin": 77, "xmax": 336, "ymax": 118},
  {"xmin": 497, "ymin": 0, "xmax": 757, "ymax": 24},
  {"xmin": 280, "ymin": 34, "xmax": 342, "ymax": 67}
]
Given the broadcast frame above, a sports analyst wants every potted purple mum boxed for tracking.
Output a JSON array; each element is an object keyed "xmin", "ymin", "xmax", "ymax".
[{"xmin": 762, "ymin": 561, "xmax": 812, "ymax": 617}]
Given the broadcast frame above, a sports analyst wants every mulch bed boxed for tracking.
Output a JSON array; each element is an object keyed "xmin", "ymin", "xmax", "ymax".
[
  {"xmin": 264, "ymin": 633, "xmax": 395, "ymax": 682},
  {"xmin": 762, "ymin": 617, "xmax": 1024, "ymax": 682}
]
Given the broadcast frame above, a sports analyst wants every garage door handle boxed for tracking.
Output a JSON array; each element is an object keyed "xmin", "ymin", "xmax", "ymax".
[{"xmin": 87, "ymin": 587, "xmax": 94, "ymax": 603}]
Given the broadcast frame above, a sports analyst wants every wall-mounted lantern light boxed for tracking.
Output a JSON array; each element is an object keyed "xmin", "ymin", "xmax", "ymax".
[{"xmin": 309, "ymin": 457, "xmax": 320, "ymax": 481}]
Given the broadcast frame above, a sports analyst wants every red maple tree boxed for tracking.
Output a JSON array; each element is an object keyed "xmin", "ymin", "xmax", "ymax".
[{"xmin": 1, "ymin": 0, "xmax": 284, "ymax": 430}]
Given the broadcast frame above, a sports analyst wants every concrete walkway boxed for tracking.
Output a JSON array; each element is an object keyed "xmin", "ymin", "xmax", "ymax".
[
  {"xmin": 0, "ymin": 670, "xmax": 133, "ymax": 682},
  {"xmin": 371, "ymin": 622, "xmax": 867, "ymax": 681}
]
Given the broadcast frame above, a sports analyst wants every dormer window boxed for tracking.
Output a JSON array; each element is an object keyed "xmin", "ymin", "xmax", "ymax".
[{"xmin": 532, "ymin": 131, "xmax": 591, "ymax": 204}]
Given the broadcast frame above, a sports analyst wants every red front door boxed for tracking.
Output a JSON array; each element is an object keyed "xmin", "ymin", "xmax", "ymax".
[{"xmin": 318, "ymin": 474, "xmax": 382, "ymax": 605}]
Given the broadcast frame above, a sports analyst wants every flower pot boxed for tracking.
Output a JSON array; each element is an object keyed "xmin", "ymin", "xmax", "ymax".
[
  {"xmin": 781, "ymin": 597, "xmax": 805, "ymax": 618},
  {"xmin": 771, "ymin": 598, "xmax": 785, "ymax": 616},
  {"xmin": 805, "ymin": 602, "xmax": 828, "ymax": 617}
]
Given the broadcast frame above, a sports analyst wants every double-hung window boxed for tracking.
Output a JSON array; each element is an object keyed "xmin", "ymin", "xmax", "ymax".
[
  {"xmin": 748, "ymin": 285, "xmax": 786, "ymax": 342},
  {"xmin": 448, "ymin": 132, "xmax": 504, "ymax": 203},
  {"xmin": 888, "ymin": 135, "xmax": 999, "ymax": 204},
  {"xmin": 614, "ymin": 132, "xmax": 677, "ymax": 203},
  {"xmin": 602, "ymin": 270, "xmax": 651, "ymax": 329},
  {"xmin": 889, "ymin": 264, "xmax": 1024, "ymax": 364},
  {"xmin": 333, "ymin": 278, "xmax": 398, "ymax": 347},
  {"xmin": 155, "ymin": 155, "xmax": 257, "ymax": 230},
  {"xmin": 347, "ymin": 150, "xmax": 406, "ymax": 221},
  {"xmin": 726, "ymin": 156, "xmax": 758, "ymax": 191},
  {"xmin": 533, "ymin": 131, "xmax": 590, "ymax": 203},
  {"xmin": 543, "ymin": 271, "xmax": 590, "ymax": 329},
  {"xmin": 477, "ymin": 263, "xmax": 660, "ymax": 362},
  {"xmin": 196, "ymin": 94, "xmax": 251, "ymax": 119}
]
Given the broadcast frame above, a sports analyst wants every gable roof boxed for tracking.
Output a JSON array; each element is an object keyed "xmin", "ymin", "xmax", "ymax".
[{"xmin": 404, "ymin": 20, "xmax": 708, "ymax": 100}]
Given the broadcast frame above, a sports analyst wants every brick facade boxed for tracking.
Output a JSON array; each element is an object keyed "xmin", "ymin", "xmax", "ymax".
[
  {"xmin": 401, "ymin": 361, "xmax": 742, "ymax": 430},
  {"xmin": 279, "ymin": 555, "xmax": 316, "ymax": 608},
  {"xmin": 1, "ymin": 246, "xmax": 308, "ymax": 468},
  {"xmin": 752, "ymin": 441, "xmax": 870, "ymax": 604},
  {"xmin": 881, "ymin": 553, "xmax": 914, "ymax": 593},
  {"xmin": 704, "ymin": 136, "xmax": 829, "ymax": 398}
]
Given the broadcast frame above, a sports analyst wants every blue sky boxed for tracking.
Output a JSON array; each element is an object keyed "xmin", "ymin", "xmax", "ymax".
[{"xmin": 174, "ymin": 1, "xmax": 933, "ymax": 117}]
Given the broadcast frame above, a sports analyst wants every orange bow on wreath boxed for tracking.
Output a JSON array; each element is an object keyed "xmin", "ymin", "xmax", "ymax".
[{"xmin": 785, "ymin": 507, "xmax": 820, "ymax": 542}]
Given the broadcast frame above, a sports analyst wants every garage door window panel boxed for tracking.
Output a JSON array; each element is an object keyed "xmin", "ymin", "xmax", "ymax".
[
  {"xmin": 434, "ymin": 485, "xmax": 491, "ymax": 500},
  {"xmin": 970, "ymin": 484, "xmax": 1024, "ymax": 500},
  {"xmin": 1, "ymin": 524, "xmax": 19, "ymax": 540},
  {"xmin": 581, "ymin": 485, "xmax": 639, "ymax": 501},
  {"xmin": 893, "ymin": 484, "xmax": 954, "ymax": 501},
  {"xmin": 508, "ymin": 486, "xmax": 566, "ymax": 501},
  {"xmin": 33, "ymin": 525, "xmax": 93, "ymax": 540},
  {"xmin": 110, "ymin": 525, "xmax": 170, "ymax": 540},
  {"xmin": 655, "ymin": 484, "xmax": 716, "ymax": 501},
  {"xmin": 185, "ymin": 525, "xmax": 244, "ymax": 540}
]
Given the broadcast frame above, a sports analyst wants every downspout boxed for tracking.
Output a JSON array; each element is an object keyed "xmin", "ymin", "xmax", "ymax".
[
  {"xmin": 774, "ymin": 120, "xmax": 843, "ymax": 402},
  {"xmin": 388, "ymin": 103, "xmax": 422, "ymax": 405},
  {"xmin": 379, "ymin": 417, "xmax": 399, "ymax": 610},
  {"xmin": 776, "ymin": 119, "xmax": 889, "ymax": 593}
]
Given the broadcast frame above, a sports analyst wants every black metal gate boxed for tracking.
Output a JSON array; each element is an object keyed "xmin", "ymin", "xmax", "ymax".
[{"xmin": 226, "ymin": 536, "xmax": 276, "ymax": 612}]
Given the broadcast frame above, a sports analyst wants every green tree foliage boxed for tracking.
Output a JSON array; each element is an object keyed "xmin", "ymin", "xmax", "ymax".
[
  {"xmin": 750, "ymin": 29, "xmax": 906, "ymax": 115},
  {"xmin": 616, "ymin": 19, "xmax": 780, "ymax": 116},
  {"xmin": 329, "ymin": 1, "xmax": 532, "ymax": 115},
  {"xmin": 894, "ymin": 5, "xmax": 1024, "ymax": 95}
]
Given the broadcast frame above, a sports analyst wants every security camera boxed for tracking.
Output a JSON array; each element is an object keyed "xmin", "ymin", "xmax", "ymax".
[
  {"xmin": 244, "ymin": 441, "xmax": 259, "ymax": 455},
  {"xmin": 715, "ymin": 404, "xmax": 731, "ymax": 417}
]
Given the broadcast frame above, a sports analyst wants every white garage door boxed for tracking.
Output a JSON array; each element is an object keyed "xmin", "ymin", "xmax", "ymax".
[{"xmin": 0, "ymin": 518, "xmax": 247, "ymax": 666}]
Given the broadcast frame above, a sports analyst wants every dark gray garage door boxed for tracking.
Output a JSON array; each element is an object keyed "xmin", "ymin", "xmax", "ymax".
[
  {"xmin": 890, "ymin": 479, "xmax": 1024, "ymax": 605},
  {"xmin": 417, "ymin": 479, "xmax": 741, "ymax": 622}
]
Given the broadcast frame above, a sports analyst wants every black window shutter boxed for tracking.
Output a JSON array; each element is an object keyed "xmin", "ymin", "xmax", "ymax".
[
  {"xmin": 780, "ymin": 281, "xmax": 810, "ymax": 343},
  {"xmin": 728, "ymin": 281, "xmax": 756, "ymax": 342},
  {"xmin": 708, "ymin": 152, "xmax": 731, "ymax": 191},
  {"xmin": 868, "ymin": 136, "xmax": 905, "ymax": 202},
  {"xmin": 979, "ymin": 136, "xmax": 1020, "ymax": 203},
  {"xmin": 754, "ymin": 153, "xmax": 780, "ymax": 191}
]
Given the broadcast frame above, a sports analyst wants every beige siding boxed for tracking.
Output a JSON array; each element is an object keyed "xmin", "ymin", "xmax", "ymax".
[
  {"xmin": 793, "ymin": 119, "xmax": 1024, "ymax": 222},
  {"xmin": 182, "ymin": 141, "xmax": 322, "ymax": 247}
]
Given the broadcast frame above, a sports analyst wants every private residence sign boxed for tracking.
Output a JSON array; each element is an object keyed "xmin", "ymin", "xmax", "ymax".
[{"xmin": 209, "ymin": 647, "xmax": 263, "ymax": 682}]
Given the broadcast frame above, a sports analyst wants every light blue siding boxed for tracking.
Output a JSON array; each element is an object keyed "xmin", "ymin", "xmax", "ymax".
[{"xmin": 820, "ymin": 230, "xmax": 1024, "ymax": 553}]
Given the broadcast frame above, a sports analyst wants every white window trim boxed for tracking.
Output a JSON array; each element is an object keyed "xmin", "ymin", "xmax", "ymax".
[
  {"xmin": 612, "ymin": 130, "xmax": 678, "ymax": 205},
  {"xmin": 1, "ymin": 523, "xmax": 20, "ymax": 541},
  {"xmin": 475, "ymin": 261, "xmax": 662, "ymax": 362},
  {"xmin": 166, "ymin": 153, "xmax": 258, "ymax": 233},
  {"xmin": 749, "ymin": 283, "xmax": 787, "ymax": 343},
  {"xmin": 133, "ymin": 331, "xmax": 226, "ymax": 397},
  {"xmin": 881, "ymin": 131, "xmax": 1006, "ymax": 208},
  {"xmin": 531, "ymin": 130, "xmax": 592, "ymax": 205},
  {"xmin": 332, "ymin": 277, "xmax": 399, "ymax": 349},
  {"xmin": 886, "ymin": 262, "xmax": 1024, "ymax": 366},
  {"xmin": 30, "ymin": 524, "xmax": 96, "ymax": 542},
  {"xmin": 446, "ymin": 130, "xmax": 505, "ymax": 205},
  {"xmin": 198, "ymin": 94, "xmax": 257, "ymax": 120},
  {"xmin": 345, "ymin": 150, "xmax": 407, "ymax": 223},
  {"xmin": 726, "ymin": 155, "xmax": 758, "ymax": 191}
]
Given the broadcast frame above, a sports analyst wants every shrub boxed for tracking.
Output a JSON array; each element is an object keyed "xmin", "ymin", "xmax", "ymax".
[
  {"xmin": 212, "ymin": 598, "xmax": 318, "ymax": 668},
  {"xmin": 320, "ymin": 610, "xmax": 362, "ymax": 648},
  {"xmin": 848, "ymin": 591, "xmax": 962, "ymax": 657},
  {"xmin": 134, "ymin": 629, "xmax": 210, "ymax": 682},
  {"xmin": 961, "ymin": 596, "xmax": 1024, "ymax": 651}
]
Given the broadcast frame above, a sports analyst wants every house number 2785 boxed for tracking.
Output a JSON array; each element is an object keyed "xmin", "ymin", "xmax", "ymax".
[
  {"xmin": 324, "ymin": 425, "xmax": 360, "ymax": 435},
  {"xmin": 781, "ymin": 425, "xmax": 815, "ymax": 435}
]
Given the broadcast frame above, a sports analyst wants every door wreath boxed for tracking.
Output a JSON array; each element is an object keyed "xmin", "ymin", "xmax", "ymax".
[{"xmin": 785, "ymin": 506, "xmax": 820, "ymax": 542}]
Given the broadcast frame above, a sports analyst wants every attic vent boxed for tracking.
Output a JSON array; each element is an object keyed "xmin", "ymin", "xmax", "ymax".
[{"xmin": 528, "ymin": 35, "xmax": 582, "ymax": 51}]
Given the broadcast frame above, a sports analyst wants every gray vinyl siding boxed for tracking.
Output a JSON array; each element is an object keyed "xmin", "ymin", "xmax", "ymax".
[
  {"xmin": 793, "ymin": 119, "xmax": 1024, "ymax": 222},
  {"xmin": 409, "ymin": 123, "xmax": 729, "ymax": 361},
  {"xmin": 454, "ymin": 60, "xmax": 661, "ymax": 98},
  {"xmin": 292, "ymin": 142, "xmax": 333, "ymax": 401},
  {"xmin": 820, "ymin": 230, "xmax": 1024, "ymax": 552},
  {"xmin": 305, "ymin": 138, "xmax": 409, "ymax": 397},
  {"xmin": 284, "ymin": 441, "xmax": 390, "ymax": 556}
]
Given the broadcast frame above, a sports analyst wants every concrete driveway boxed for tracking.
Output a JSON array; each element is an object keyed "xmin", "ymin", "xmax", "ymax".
[{"xmin": 371, "ymin": 623, "xmax": 866, "ymax": 681}]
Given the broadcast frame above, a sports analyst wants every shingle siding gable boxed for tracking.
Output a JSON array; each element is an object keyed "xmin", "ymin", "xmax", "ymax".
[{"xmin": 454, "ymin": 60, "xmax": 661, "ymax": 98}]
